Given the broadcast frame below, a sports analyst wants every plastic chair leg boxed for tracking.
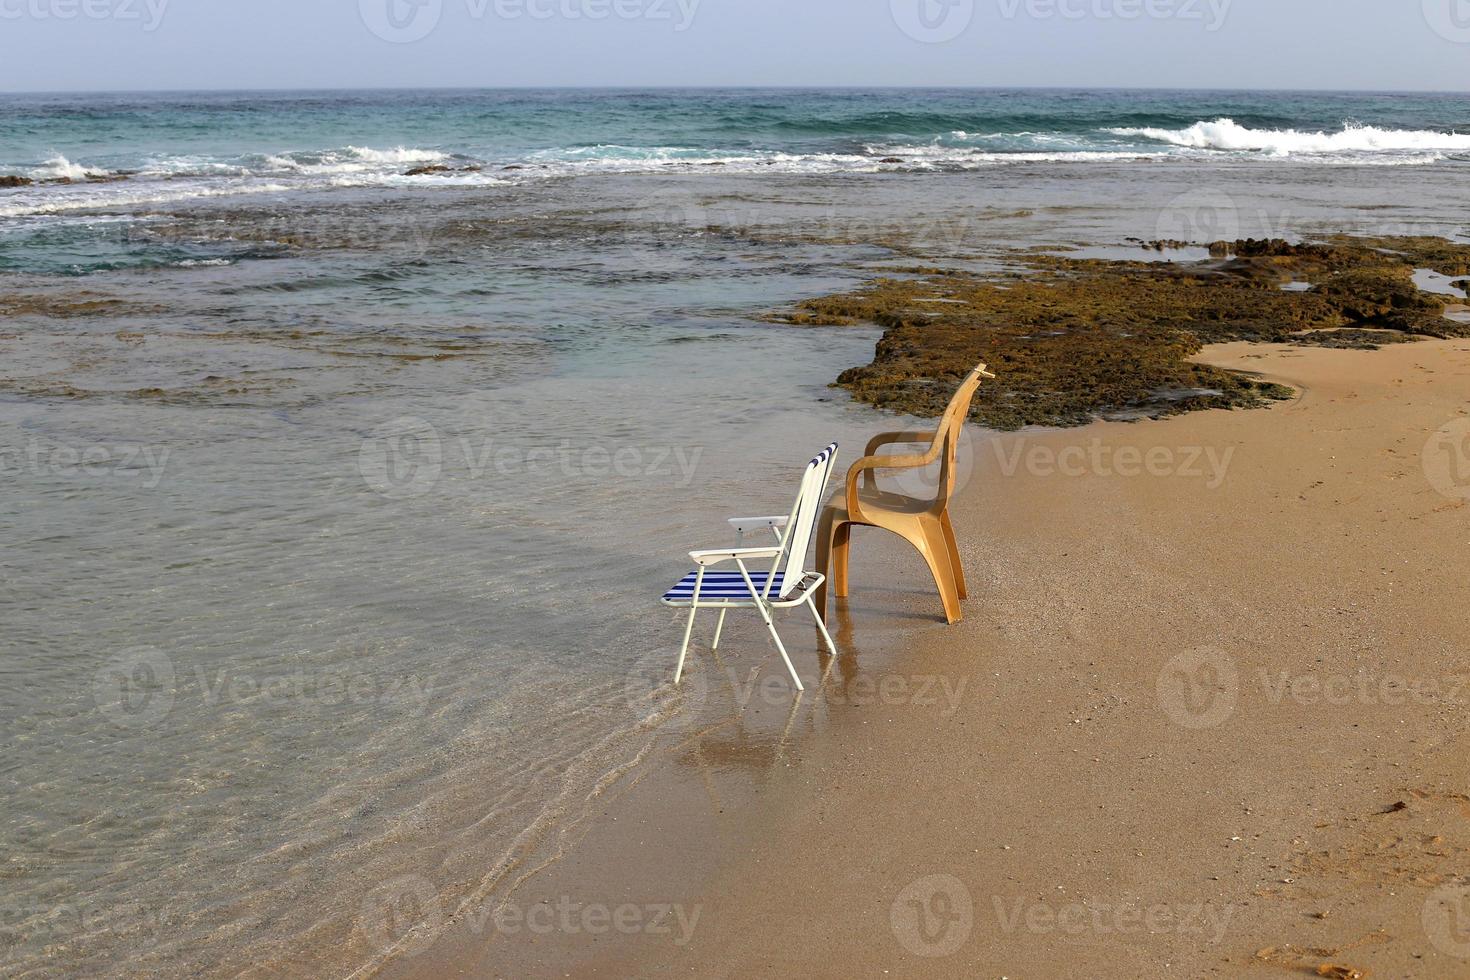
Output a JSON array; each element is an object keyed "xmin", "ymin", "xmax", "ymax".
[
  {"xmin": 832, "ymin": 522, "xmax": 852, "ymax": 598},
  {"xmin": 940, "ymin": 511, "xmax": 967, "ymax": 600},
  {"xmin": 917, "ymin": 522, "xmax": 964, "ymax": 625}
]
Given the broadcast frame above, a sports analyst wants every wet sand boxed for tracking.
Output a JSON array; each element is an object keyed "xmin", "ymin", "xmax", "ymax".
[{"xmin": 384, "ymin": 337, "xmax": 1470, "ymax": 979}]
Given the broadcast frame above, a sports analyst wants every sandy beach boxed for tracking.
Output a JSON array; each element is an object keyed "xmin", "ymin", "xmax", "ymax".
[
  {"xmin": 385, "ymin": 336, "xmax": 1470, "ymax": 979},
  {"xmin": 7, "ymin": 85, "xmax": 1470, "ymax": 979}
]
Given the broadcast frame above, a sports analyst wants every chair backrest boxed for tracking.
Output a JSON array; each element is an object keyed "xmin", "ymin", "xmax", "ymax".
[
  {"xmin": 914, "ymin": 365, "xmax": 990, "ymax": 510},
  {"xmin": 775, "ymin": 443, "xmax": 839, "ymax": 598}
]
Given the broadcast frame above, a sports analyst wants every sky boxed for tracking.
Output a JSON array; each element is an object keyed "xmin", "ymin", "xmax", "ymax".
[{"xmin": 0, "ymin": 0, "xmax": 1467, "ymax": 92}]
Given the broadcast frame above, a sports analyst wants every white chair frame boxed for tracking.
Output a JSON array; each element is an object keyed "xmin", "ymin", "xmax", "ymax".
[{"xmin": 661, "ymin": 444, "xmax": 839, "ymax": 692}]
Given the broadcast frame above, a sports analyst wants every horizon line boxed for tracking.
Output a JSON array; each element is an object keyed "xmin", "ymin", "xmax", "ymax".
[{"xmin": 4, "ymin": 83, "xmax": 1470, "ymax": 97}]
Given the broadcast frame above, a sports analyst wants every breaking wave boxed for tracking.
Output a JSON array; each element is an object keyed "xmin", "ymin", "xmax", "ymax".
[
  {"xmin": 1107, "ymin": 118, "xmax": 1470, "ymax": 157},
  {"xmin": 38, "ymin": 154, "xmax": 112, "ymax": 180}
]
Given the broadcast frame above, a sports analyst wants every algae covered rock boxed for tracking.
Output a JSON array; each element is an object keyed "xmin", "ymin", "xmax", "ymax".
[{"xmin": 779, "ymin": 235, "xmax": 1470, "ymax": 428}]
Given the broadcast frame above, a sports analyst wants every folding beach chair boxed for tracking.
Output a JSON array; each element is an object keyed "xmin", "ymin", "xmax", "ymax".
[{"xmin": 661, "ymin": 444, "xmax": 840, "ymax": 691}]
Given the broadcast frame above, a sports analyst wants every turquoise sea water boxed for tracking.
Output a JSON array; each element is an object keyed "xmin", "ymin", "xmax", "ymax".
[
  {"xmin": 7, "ymin": 88, "xmax": 1470, "ymax": 174},
  {"xmin": 2, "ymin": 89, "xmax": 1469, "ymax": 977},
  {"xmin": 5, "ymin": 88, "xmax": 1470, "ymax": 232}
]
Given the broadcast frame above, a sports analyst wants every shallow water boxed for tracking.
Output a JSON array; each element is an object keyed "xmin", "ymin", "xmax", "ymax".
[
  {"xmin": 1413, "ymin": 267, "xmax": 1468, "ymax": 298},
  {"xmin": 1, "ymin": 183, "xmax": 915, "ymax": 978},
  {"xmin": 4, "ymin": 89, "xmax": 1470, "ymax": 978}
]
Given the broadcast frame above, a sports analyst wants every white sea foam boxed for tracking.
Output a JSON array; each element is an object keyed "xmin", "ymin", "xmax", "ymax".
[
  {"xmin": 326, "ymin": 172, "xmax": 514, "ymax": 189},
  {"xmin": 0, "ymin": 180, "xmax": 297, "ymax": 218},
  {"xmin": 1107, "ymin": 118, "xmax": 1470, "ymax": 157},
  {"xmin": 259, "ymin": 154, "xmax": 305, "ymax": 171},
  {"xmin": 865, "ymin": 141, "xmax": 1165, "ymax": 164},
  {"xmin": 223, "ymin": 147, "xmax": 456, "ymax": 178},
  {"xmin": 342, "ymin": 145, "xmax": 450, "ymax": 165},
  {"xmin": 36, "ymin": 154, "xmax": 111, "ymax": 180},
  {"xmin": 520, "ymin": 144, "xmax": 1171, "ymax": 175},
  {"xmin": 537, "ymin": 128, "xmax": 1467, "ymax": 169},
  {"xmin": 5, "ymin": 125, "xmax": 1465, "ymax": 222},
  {"xmin": 142, "ymin": 155, "xmax": 252, "ymax": 177}
]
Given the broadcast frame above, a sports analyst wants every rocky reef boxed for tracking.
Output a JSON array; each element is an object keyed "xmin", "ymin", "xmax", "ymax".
[
  {"xmin": 0, "ymin": 173, "xmax": 134, "ymax": 187},
  {"xmin": 776, "ymin": 236, "xmax": 1470, "ymax": 429},
  {"xmin": 402, "ymin": 164, "xmax": 483, "ymax": 176}
]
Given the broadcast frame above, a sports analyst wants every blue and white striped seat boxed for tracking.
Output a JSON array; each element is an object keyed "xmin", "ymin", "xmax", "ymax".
[
  {"xmin": 660, "ymin": 443, "xmax": 840, "ymax": 692},
  {"xmin": 663, "ymin": 571, "xmax": 785, "ymax": 603}
]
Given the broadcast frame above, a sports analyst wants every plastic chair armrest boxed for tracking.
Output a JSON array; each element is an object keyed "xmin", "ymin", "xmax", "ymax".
[
  {"xmin": 863, "ymin": 430, "xmax": 936, "ymax": 457},
  {"xmin": 845, "ymin": 449, "xmax": 939, "ymax": 521}
]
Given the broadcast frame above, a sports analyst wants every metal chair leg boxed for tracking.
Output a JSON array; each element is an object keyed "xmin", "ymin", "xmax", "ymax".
[
  {"xmin": 807, "ymin": 596, "xmax": 837, "ymax": 654},
  {"xmin": 675, "ymin": 606, "xmax": 699, "ymax": 684},
  {"xmin": 754, "ymin": 602, "xmax": 804, "ymax": 691}
]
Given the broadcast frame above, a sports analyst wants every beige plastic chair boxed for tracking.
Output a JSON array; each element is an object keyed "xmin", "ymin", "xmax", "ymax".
[{"xmin": 816, "ymin": 364, "xmax": 995, "ymax": 625}]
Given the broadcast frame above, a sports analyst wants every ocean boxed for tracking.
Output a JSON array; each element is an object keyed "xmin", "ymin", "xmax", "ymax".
[{"xmin": 2, "ymin": 87, "xmax": 1468, "ymax": 977}]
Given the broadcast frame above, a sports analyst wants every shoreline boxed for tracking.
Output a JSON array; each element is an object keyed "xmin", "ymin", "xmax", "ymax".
[{"xmin": 381, "ymin": 336, "xmax": 1470, "ymax": 979}]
